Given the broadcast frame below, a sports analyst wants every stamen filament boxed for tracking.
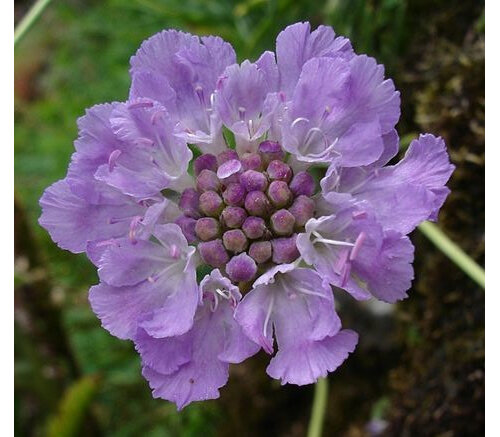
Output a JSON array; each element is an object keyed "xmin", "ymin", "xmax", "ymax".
[
  {"xmin": 294, "ymin": 285, "xmax": 330, "ymax": 301},
  {"xmin": 312, "ymin": 232, "xmax": 354, "ymax": 247},
  {"xmin": 291, "ymin": 117, "xmax": 310, "ymax": 128}
]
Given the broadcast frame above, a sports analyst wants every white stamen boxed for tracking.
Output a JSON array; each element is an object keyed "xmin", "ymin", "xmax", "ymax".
[
  {"xmin": 294, "ymin": 285, "xmax": 331, "ymax": 301},
  {"xmin": 312, "ymin": 231, "xmax": 355, "ymax": 247},
  {"xmin": 291, "ymin": 117, "xmax": 310, "ymax": 129},
  {"xmin": 215, "ymin": 288, "xmax": 231, "ymax": 299},
  {"xmin": 247, "ymin": 119, "xmax": 254, "ymax": 138}
]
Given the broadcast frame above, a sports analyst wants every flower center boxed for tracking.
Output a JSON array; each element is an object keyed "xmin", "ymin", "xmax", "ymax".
[{"xmin": 175, "ymin": 140, "xmax": 318, "ymax": 285}]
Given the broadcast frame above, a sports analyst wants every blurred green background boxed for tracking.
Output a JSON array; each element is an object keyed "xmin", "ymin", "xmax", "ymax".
[{"xmin": 14, "ymin": 0, "xmax": 484, "ymax": 436}]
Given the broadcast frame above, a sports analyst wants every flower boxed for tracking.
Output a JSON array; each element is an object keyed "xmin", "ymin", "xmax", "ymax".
[
  {"xmin": 39, "ymin": 22, "xmax": 454, "ymax": 409},
  {"xmin": 137, "ymin": 269, "xmax": 259, "ymax": 409}
]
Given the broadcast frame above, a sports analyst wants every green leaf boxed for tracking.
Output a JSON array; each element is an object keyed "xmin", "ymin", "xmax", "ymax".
[
  {"xmin": 222, "ymin": 126, "xmax": 236, "ymax": 149},
  {"xmin": 45, "ymin": 375, "xmax": 100, "ymax": 437},
  {"xmin": 196, "ymin": 264, "xmax": 213, "ymax": 282}
]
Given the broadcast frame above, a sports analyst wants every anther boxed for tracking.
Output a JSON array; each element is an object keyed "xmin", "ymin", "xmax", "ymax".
[{"xmin": 352, "ymin": 210, "xmax": 367, "ymax": 220}]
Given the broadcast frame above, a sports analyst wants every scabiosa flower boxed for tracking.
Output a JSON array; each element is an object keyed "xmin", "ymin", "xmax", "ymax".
[{"xmin": 39, "ymin": 22, "xmax": 454, "ymax": 409}]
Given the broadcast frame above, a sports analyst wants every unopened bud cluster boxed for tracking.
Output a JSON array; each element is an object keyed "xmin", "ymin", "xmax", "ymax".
[{"xmin": 175, "ymin": 140, "xmax": 316, "ymax": 284}]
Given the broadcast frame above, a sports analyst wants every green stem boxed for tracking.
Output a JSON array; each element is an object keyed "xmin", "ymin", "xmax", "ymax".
[
  {"xmin": 307, "ymin": 378, "xmax": 329, "ymax": 437},
  {"xmin": 418, "ymin": 221, "xmax": 485, "ymax": 288},
  {"xmin": 14, "ymin": 0, "xmax": 52, "ymax": 47}
]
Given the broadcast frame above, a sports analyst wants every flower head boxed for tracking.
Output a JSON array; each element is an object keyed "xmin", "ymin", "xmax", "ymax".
[{"xmin": 39, "ymin": 22, "xmax": 454, "ymax": 408}]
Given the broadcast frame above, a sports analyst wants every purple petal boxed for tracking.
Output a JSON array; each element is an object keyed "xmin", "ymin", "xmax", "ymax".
[
  {"xmin": 281, "ymin": 53, "xmax": 400, "ymax": 165},
  {"xmin": 276, "ymin": 22, "xmax": 354, "ymax": 96},
  {"xmin": 90, "ymin": 223, "xmax": 199, "ymax": 339},
  {"xmin": 138, "ymin": 269, "xmax": 199, "ymax": 338},
  {"xmin": 266, "ymin": 329, "xmax": 358, "ymax": 385},
  {"xmin": 89, "ymin": 281, "xmax": 164, "ymax": 340},
  {"xmin": 333, "ymin": 119, "xmax": 384, "ymax": 167},
  {"xmin": 353, "ymin": 230, "xmax": 414, "ymax": 303},
  {"xmin": 393, "ymin": 134, "xmax": 454, "ymax": 187},
  {"xmin": 97, "ymin": 239, "xmax": 174, "ymax": 287},
  {"xmin": 280, "ymin": 57, "xmax": 350, "ymax": 163},
  {"xmin": 235, "ymin": 267, "xmax": 339, "ymax": 353},
  {"xmin": 367, "ymin": 129, "xmax": 399, "ymax": 168},
  {"xmin": 129, "ymin": 71, "xmax": 177, "ymax": 110},
  {"xmin": 140, "ymin": 307, "xmax": 228, "ymax": 410},
  {"xmin": 66, "ymin": 103, "xmax": 126, "ymax": 202},
  {"xmin": 94, "ymin": 99, "xmax": 192, "ymax": 198},
  {"xmin": 321, "ymin": 134, "xmax": 454, "ymax": 234},
  {"xmin": 139, "ymin": 289, "xmax": 257, "ymax": 410},
  {"xmin": 233, "ymin": 281, "xmax": 275, "ymax": 354},
  {"xmin": 130, "ymin": 29, "xmax": 200, "ymax": 77},
  {"xmin": 39, "ymin": 179, "xmax": 145, "ymax": 253},
  {"xmin": 135, "ymin": 328, "xmax": 192, "ymax": 375},
  {"xmin": 297, "ymin": 209, "xmax": 414, "ymax": 302},
  {"xmin": 215, "ymin": 61, "xmax": 278, "ymax": 142},
  {"xmin": 130, "ymin": 30, "xmax": 235, "ymax": 148},
  {"xmin": 255, "ymin": 50, "xmax": 279, "ymax": 92},
  {"xmin": 346, "ymin": 55, "xmax": 400, "ymax": 134}
]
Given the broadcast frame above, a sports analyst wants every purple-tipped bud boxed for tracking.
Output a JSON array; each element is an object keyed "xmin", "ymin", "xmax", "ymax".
[
  {"xmin": 258, "ymin": 140, "xmax": 285, "ymax": 165},
  {"xmin": 289, "ymin": 171, "xmax": 315, "ymax": 197},
  {"xmin": 222, "ymin": 183, "xmax": 246, "ymax": 206},
  {"xmin": 199, "ymin": 191, "xmax": 224, "ymax": 217},
  {"xmin": 196, "ymin": 169, "xmax": 220, "ymax": 192},
  {"xmin": 271, "ymin": 235, "xmax": 300, "ymax": 264},
  {"xmin": 179, "ymin": 188, "xmax": 200, "ymax": 218},
  {"xmin": 267, "ymin": 160, "xmax": 292, "ymax": 182},
  {"xmin": 222, "ymin": 229, "xmax": 248, "ymax": 253},
  {"xmin": 199, "ymin": 239, "xmax": 230, "ymax": 268},
  {"xmin": 249, "ymin": 241, "xmax": 272, "ymax": 264},
  {"xmin": 217, "ymin": 149, "xmax": 239, "ymax": 165},
  {"xmin": 175, "ymin": 215, "xmax": 197, "ymax": 243},
  {"xmin": 244, "ymin": 191, "xmax": 271, "ymax": 217},
  {"xmin": 267, "ymin": 181, "xmax": 293, "ymax": 208},
  {"xmin": 217, "ymin": 159, "xmax": 242, "ymax": 180},
  {"xmin": 195, "ymin": 217, "xmax": 220, "ymax": 241},
  {"xmin": 240, "ymin": 170, "xmax": 268, "ymax": 192},
  {"xmin": 241, "ymin": 152, "xmax": 263, "ymax": 171},
  {"xmin": 226, "ymin": 253, "xmax": 257, "ymax": 282},
  {"xmin": 194, "ymin": 153, "xmax": 217, "ymax": 176},
  {"xmin": 242, "ymin": 216, "xmax": 267, "ymax": 239},
  {"xmin": 221, "ymin": 206, "xmax": 247, "ymax": 229},
  {"xmin": 270, "ymin": 209, "xmax": 296, "ymax": 236},
  {"xmin": 289, "ymin": 195, "xmax": 315, "ymax": 227}
]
